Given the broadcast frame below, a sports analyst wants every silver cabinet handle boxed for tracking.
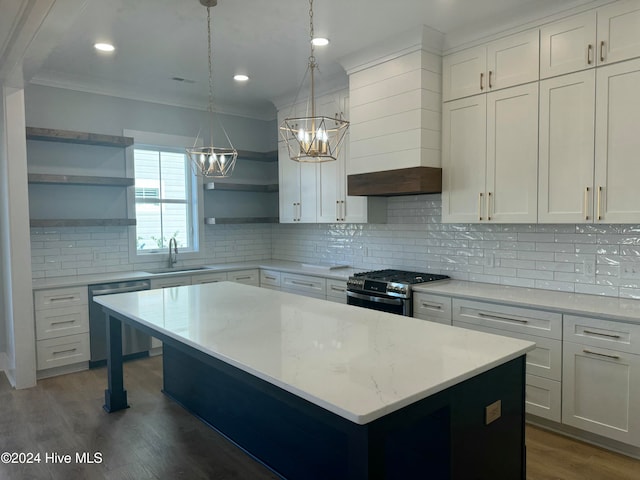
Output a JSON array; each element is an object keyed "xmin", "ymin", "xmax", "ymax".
[
  {"xmin": 291, "ymin": 280, "xmax": 314, "ymax": 288},
  {"xmin": 330, "ymin": 286, "xmax": 345, "ymax": 292},
  {"xmin": 587, "ymin": 44, "xmax": 593, "ymax": 65},
  {"xmin": 583, "ymin": 329, "xmax": 621, "ymax": 339},
  {"xmin": 480, "ymin": 72, "xmax": 484, "ymax": 91},
  {"xmin": 421, "ymin": 302, "xmax": 442, "ymax": 310},
  {"xmin": 478, "ymin": 312, "xmax": 528, "ymax": 324},
  {"xmin": 584, "ymin": 187, "xmax": 590, "ymax": 221},
  {"xmin": 51, "ymin": 320, "xmax": 76, "ymax": 326},
  {"xmin": 478, "ymin": 192, "xmax": 484, "ymax": 221},
  {"xmin": 487, "ymin": 192, "xmax": 493, "ymax": 221},
  {"xmin": 52, "ymin": 348, "xmax": 77, "ymax": 356},
  {"xmin": 600, "ymin": 41, "xmax": 606, "ymax": 62},
  {"xmin": 235, "ymin": 276, "xmax": 252, "ymax": 280},
  {"xmin": 265, "ymin": 276, "xmax": 277, "ymax": 281},
  {"xmin": 488, "ymin": 70, "xmax": 493, "ymax": 89},
  {"xmin": 336, "ymin": 200, "xmax": 340, "ymax": 221},
  {"xmin": 583, "ymin": 349, "xmax": 619, "ymax": 360},
  {"xmin": 50, "ymin": 295, "xmax": 76, "ymax": 302},
  {"xmin": 341, "ymin": 200, "xmax": 346, "ymax": 221}
]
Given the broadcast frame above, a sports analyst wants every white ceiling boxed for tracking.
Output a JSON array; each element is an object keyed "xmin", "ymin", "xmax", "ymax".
[{"xmin": 26, "ymin": 0, "xmax": 598, "ymax": 119}]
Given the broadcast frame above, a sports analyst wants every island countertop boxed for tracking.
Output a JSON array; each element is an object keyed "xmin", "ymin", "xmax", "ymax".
[{"xmin": 95, "ymin": 281, "xmax": 534, "ymax": 424}]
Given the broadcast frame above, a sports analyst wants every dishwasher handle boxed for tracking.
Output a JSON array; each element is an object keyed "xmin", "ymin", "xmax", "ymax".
[{"xmin": 91, "ymin": 283, "xmax": 150, "ymax": 296}]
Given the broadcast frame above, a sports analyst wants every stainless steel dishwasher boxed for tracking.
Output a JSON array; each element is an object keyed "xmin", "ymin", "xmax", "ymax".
[{"xmin": 88, "ymin": 280, "xmax": 151, "ymax": 368}]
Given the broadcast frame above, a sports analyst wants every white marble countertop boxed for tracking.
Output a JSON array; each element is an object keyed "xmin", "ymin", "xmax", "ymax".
[
  {"xmin": 32, "ymin": 260, "xmax": 362, "ymax": 290},
  {"xmin": 95, "ymin": 282, "xmax": 533, "ymax": 425},
  {"xmin": 415, "ymin": 280, "xmax": 640, "ymax": 325}
]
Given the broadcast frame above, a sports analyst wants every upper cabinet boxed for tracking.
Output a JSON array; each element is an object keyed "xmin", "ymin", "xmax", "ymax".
[
  {"xmin": 442, "ymin": 29, "xmax": 539, "ymax": 102},
  {"xmin": 442, "ymin": 84, "xmax": 538, "ymax": 223},
  {"xmin": 540, "ymin": 0, "xmax": 640, "ymax": 78},
  {"xmin": 278, "ymin": 90, "xmax": 386, "ymax": 224}
]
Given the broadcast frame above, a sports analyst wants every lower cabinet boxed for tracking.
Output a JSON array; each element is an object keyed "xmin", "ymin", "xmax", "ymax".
[
  {"xmin": 260, "ymin": 269, "xmax": 282, "ymax": 290},
  {"xmin": 413, "ymin": 293, "xmax": 452, "ymax": 325},
  {"xmin": 325, "ymin": 278, "xmax": 347, "ymax": 303},
  {"xmin": 562, "ymin": 315, "xmax": 640, "ymax": 447},
  {"xmin": 34, "ymin": 286, "xmax": 90, "ymax": 377},
  {"xmin": 281, "ymin": 272, "xmax": 326, "ymax": 299},
  {"xmin": 227, "ymin": 269, "xmax": 260, "ymax": 286},
  {"xmin": 452, "ymin": 298, "xmax": 563, "ymax": 422}
]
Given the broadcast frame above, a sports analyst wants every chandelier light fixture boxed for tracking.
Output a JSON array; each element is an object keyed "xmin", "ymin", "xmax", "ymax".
[
  {"xmin": 280, "ymin": 0, "xmax": 349, "ymax": 163},
  {"xmin": 187, "ymin": 0, "xmax": 237, "ymax": 178}
]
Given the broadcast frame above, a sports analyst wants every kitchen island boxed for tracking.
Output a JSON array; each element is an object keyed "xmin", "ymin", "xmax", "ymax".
[{"xmin": 96, "ymin": 282, "xmax": 534, "ymax": 479}]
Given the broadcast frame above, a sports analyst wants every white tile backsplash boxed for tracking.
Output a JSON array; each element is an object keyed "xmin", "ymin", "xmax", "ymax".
[{"xmin": 30, "ymin": 194, "xmax": 640, "ymax": 298}]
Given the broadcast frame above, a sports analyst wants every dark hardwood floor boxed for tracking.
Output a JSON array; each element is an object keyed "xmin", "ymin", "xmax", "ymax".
[{"xmin": 1, "ymin": 356, "xmax": 639, "ymax": 479}]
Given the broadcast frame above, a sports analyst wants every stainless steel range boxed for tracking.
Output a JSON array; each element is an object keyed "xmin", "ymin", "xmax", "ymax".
[{"xmin": 346, "ymin": 269, "xmax": 449, "ymax": 316}]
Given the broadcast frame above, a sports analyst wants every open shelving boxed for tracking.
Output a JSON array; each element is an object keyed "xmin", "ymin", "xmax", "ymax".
[{"xmin": 26, "ymin": 127, "xmax": 134, "ymax": 148}]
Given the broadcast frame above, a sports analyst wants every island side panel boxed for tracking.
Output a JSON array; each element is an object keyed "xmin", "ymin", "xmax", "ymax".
[
  {"xmin": 161, "ymin": 341, "xmax": 526, "ymax": 480},
  {"xmin": 103, "ymin": 312, "xmax": 129, "ymax": 412}
]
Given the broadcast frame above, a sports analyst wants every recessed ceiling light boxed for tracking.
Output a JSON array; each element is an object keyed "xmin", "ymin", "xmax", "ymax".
[
  {"xmin": 234, "ymin": 74, "xmax": 250, "ymax": 82},
  {"xmin": 94, "ymin": 43, "xmax": 115, "ymax": 52},
  {"xmin": 311, "ymin": 37, "xmax": 329, "ymax": 46}
]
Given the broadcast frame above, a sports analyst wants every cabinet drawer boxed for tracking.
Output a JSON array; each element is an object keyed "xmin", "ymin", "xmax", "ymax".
[
  {"xmin": 260, "ymin": 270, "xmax": 281, "ymax": 288},
  {"xmin": 192, "ymin": 272, "xmax": 228, "ymax": 285},
  {"xmin": 564, "ymin": 315, "xmax": 640, "ymax": 354},
  {"xmin": 228, "ymin": 269, "xmax": 260, "ymax": 286},
  {"xmin": 36, "ymin": 333, "xmax": 89, "ymax": 370},
  {"xmin": 34, "ymin": 286, "xmax": 87, "ymax": 310},
  {"xmin": 526, "ymin": 374, "xmax": 561, "ymax": 423},
  {"xmin": 35, "ymin": 305, "xmax": 89, "ymax": 340},
  {"xmin": 413, "ymin": 293, "xmax": 452, "ymax": 325},
  {"xmin": 453, "ymin": 299, "xmax": 562, "ymax": 339},
  {"xmin": 281, "ymin": 273, "xmax": 326, "ymax": 297},
  {"xmin": 454, "ymin": 320, "xmax": 562, "ymax": 381},
  {"xmin": 150, "ymin": 276, "xmax": 192, "ymax": 289},
  {"xmin": 326, "ymin": 279, "xmax": 347, "ymax": 300}
]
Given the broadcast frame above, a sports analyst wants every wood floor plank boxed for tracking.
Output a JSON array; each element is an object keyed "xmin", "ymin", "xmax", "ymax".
[{"xmin": 1, "ymin": 357, "xmax": 639, "ymax": 479}]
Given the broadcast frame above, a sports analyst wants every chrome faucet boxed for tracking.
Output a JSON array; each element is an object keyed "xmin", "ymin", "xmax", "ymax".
[{"xmin": 168, "ymin": 237, "xmax": 178, "ymax": 268}]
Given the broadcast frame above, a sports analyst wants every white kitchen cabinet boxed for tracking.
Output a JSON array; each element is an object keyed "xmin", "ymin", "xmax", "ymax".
[
  {"xmin": 594, "ymin": 58, "xmax": 640, "ymax": 223},
  {"xmin": 538, "ymin": 70, "xmax": 596, "ymax": 223},
  {"xmin": 412, "ymin": 292, "xmax": 452, "ymax": 325},
  {"xmin": 442, "ymin": 29, "xmax": 539, "ymax": 102},
  {"xmin": 563, "ymin": 314, "xmax": 640, "ymax": 446},
  {"xmin": 562, "ymin": 340, "xmax": 640, "ymax": 446},
  {"xmin": 442, "ymin": 83, "xmax": 538, "ymax": 223},
  {"xmin": 227, "ymin": 269, "xmax": 260, "ymax": 286},
  {"xmin": 260, "ymin": 269, "xmax": 282, "ymax": 290},
  {"xmin": 34, "ymin": 286, "xmax": 90, "ymax": 376},
  {"xmin": 278, "ymin": 143, "xmax": 317, "ymax": 223},
  {"xmin": 281, "ymin": 272, "xmax": 326, "ymax": 299},
  {"xmin": 452, "ymin": 298, "xmax": 563, "ymax": 422},
  {"xmin": 540, "ymin": 12, "xmax": 597, "ymax": 78},
  {"xmin": 325, "ymin": 278, "xmax": 347, "ymax": 303},
  {"xmin": 540, "ymin": 1, "xmax": 640, "ymax": 79},
  {"xmin": 191, "ymin": 272, "xmax": 228, "ymax": 285}
]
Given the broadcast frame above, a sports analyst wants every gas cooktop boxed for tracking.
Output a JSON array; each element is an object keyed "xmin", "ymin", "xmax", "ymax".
[{"xmin": 347, "ymin": 269, "xmax": 450, "ymax": 299}]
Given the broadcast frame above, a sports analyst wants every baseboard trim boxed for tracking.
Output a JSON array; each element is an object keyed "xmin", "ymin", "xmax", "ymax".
[{"xmin": 527, "ymin": 415, "xmax": 640, "ymax": 460}]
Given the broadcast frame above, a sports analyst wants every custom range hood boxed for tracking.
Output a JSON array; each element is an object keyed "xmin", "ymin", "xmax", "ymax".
[{"xmin": 342, "ymin": 26, "xmax": 444, "ymax": 197}]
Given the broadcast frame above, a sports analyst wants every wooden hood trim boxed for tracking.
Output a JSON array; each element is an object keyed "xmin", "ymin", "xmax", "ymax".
[{"xmin": 347, "ymin": 167, "xmax": 442, "ymax": 197}]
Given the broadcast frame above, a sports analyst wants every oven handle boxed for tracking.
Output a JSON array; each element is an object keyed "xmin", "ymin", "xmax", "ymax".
[{"xmin": 346, "ymin": 290, "xmax": 405, "ymax": 306}]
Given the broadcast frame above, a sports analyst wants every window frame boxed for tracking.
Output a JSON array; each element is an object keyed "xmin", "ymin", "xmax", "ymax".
[{"xmin": 125, "ymin": 130, "xmax": 205, "ymax": 265}]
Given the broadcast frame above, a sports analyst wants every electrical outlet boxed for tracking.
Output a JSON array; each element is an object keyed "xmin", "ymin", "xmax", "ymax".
[{"xmin": 621, "ymin": 262, "xmax": 640, "ymax": 279}]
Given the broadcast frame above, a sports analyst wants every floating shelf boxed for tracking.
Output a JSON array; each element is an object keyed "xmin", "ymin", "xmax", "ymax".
[
  {"xmin": 204, "ymin": 182, "xmax": 278, "ymax": 192},
  {"xmin": 30, "ymin": 219, "xmax": 136, "ymax": 228},
  {"xmin": 204, "ymin": 217, "xmax": 279, "ymax": 225},
  {"xmin": 236, "ymin": 150, "xmax": 277, "ymax": 162},
  {"xmin": 26, "ymin": 127, "xmax": 134, "ymax": 148},
  {"xmin": 28, "ymin": 173, "xmax": 135, "ymax": 187}
]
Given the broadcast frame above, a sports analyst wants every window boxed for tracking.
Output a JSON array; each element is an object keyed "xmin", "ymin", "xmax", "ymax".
[{"xmin": 133, "ymin": 147, "xmax": 198, "ymax": 253}]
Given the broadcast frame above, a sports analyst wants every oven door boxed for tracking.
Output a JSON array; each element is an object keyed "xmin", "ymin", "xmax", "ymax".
[{"xmin": 346, "ymin": 290, "xmax": 410, "ymax": 316}]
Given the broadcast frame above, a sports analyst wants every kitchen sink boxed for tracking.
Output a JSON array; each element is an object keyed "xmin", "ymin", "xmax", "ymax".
[{"xmin": 141, "ymin": 266, "xmax": 213, "ymax": 275}]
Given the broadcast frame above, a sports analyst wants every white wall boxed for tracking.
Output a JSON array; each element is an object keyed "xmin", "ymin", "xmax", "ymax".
[{"xmin": 0, "ymin": 89, "xmax": 7, "ymax": 372}]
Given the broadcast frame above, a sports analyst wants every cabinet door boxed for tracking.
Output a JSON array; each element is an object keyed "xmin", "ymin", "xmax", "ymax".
[
  {"xmin": 540, "ymin": 12, "xmax": 597, "ymax": 78},
  {"xmin": 538, "ymin": 70, "xmax": 596, "ymax": 223},
  {"xmin": 317, "ymin": 152, "xmax": 342, "ymax": 223},
  {"xmin": 486, "ymin": 83, "xmax": 538, "ymax": 223},
  {"xmin": 487, "ymin": 29, "xmax": 540, "ymax": 91},
  {"xmin": 441, "ymin": 95, "xmax": 487, "ymax": 223},
  {"xmin": 227, "ymin": 269, "xmax": 259, "ymax": 286},
  {"xmin": 298, "ymin": 162, "xmax": 318, "ymax": 223},
  {"xmin": 597, "ymin": 0, "xmax": 640, "ymax": 65},
  {"xmin": 278, "ymin": 143, "xmax": 300, "ymax": 223},
  {"xmin": 594, "ymin": 59, "xmax": 640, "ymax": 223},
  {"xmin": 150, "ymin": 275, "xmax": 192, "ymax": 289},
  {"xmin": 442, "ymin": 45, "xmax": 486, "ymax": 102},
  {"xmin": 562, "ymin": 341, "xmax": 640, "ymax": 446}
]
